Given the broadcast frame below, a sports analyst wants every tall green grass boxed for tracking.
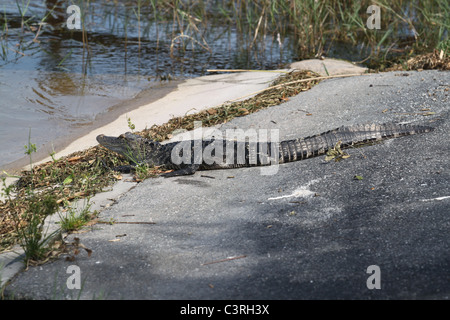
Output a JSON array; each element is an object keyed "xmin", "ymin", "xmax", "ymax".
[
  {"xmin": 124, "ymin": 0, "xmax": 448, "ymax": 66},
  {"xmin": 1, "ymin": 0, "xmax": 446, "ymax": 67},
  {"xmin": 210, "ymin": 0, "xmax": 448, "ymax": 64}
]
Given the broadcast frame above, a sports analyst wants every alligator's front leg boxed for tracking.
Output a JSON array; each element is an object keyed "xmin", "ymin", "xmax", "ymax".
[
  {"xmin": 161, "ymin": 164, "xmax": 201, "ymax": 177},
  {"xmin": 113, "ymin": 164, "xmax": 135, "ymax": 173},
  {"xmin": 100, "ymin": 158, "xmax": 135, "ymax": 173}
]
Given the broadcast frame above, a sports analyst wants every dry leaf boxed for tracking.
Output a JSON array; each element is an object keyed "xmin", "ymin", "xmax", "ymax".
[
  {"xmin": 238, "ymin": 108, "xmax": 249, "ymax": 115},
  {"xmin": 68, "ymin": 156, "xmax": 82, "ymax": 162}
]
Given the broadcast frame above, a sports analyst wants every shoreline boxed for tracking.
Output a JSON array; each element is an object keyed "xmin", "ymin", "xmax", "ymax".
[
  {"xmin": 1, "ymin": 71, "xmax": 286, "ymax": 177},
  {"xmin": 0, "ymin": 79, "xmax": 183, "ymax": 176}
]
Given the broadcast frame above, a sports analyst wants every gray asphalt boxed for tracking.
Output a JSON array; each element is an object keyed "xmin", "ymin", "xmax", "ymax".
[{"xmin": 4, "ymin": 70, "xmax": 449, "ymax": 300}]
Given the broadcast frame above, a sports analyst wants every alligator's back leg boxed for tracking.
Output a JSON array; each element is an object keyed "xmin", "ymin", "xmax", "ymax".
[{"xmin": 161, "ymin": 164, "xmax": 201, "ymax": 177}]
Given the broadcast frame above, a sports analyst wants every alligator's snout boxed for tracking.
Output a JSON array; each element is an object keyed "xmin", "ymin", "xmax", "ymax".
[{"xmin": 96, "ymin": 134, "xmax": 107, "ymax": 144}]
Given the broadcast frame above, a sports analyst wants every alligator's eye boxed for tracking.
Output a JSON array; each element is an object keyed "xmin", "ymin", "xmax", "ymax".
[{"xmin": 119, "ymin": 134, "xmax": 126, "ymax": 139}]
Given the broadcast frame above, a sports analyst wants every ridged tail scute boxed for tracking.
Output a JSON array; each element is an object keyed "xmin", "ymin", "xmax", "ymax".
[{"xmin": 278, "ymin": 123, "xmax": 433, "ymax": 163}]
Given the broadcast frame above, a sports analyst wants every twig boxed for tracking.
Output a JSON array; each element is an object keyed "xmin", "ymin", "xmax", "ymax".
[
  {"xmin": 170, "ymin": 34, "xmax": 210, "ymax": 58},
  {"xmin": 249, "ymin": 7, "xmax": 265, "ymax": 49},
  {"xmin": 207, "ymin": 69, "xmax": 289, "ymax": 73},
  {"xmin": 8, "ymin": 47, "xmax": 25, "ymax": 56},
  {"xmin": 97, "ymin": 221, "xmax": 156, "ymax": 225}
]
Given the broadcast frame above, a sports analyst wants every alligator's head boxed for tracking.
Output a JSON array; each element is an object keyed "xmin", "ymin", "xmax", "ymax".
[{"xmin": 96, "ymin": 132, "xmax": 161, "ymax": 165}]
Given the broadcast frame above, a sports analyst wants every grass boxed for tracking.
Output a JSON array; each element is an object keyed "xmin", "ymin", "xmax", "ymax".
[
  {"xmin": 136, "ymin": 0, "xmax": 449, "ymax": 69},
  {"xmin": 15, "ymin": 194, "xmax": 60, "ymax": 264},
  {"xmin": 58, "ymin": 198, "xmax": 96, "ymax": 233},
  {"xmin": 1, "ymin": 132, "xmax": 61, "ymax": 265}
]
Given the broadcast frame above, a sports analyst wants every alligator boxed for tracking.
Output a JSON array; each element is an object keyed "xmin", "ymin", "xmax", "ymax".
[{"xmin": 96, "ymin": 123, "xmax": 433, "ymax": 177}]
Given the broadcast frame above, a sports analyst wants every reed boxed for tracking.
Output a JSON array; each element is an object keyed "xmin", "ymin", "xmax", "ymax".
[
  {"xmin": 3, "ymin": 0, "xmax": 445, "ymax": 68},
  {"xmin": 123, "ymin": 0, "xmax": 447, "ymax": 69},
  {"xmin": 217, "ymin": 0, "xmax": 447, "ymax": 63}
]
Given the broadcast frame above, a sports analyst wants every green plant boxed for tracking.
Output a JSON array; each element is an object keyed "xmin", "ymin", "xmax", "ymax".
[
  {"xmin": 325, "ymin": 141, "xmax": 350, "ymax": 162},
  {"xmin": 134, "ymin": 163, "xmax": 154, "ymax": 180},
  {"xmin": 17, "ymin": 194, "xmax": 59, "ymax": 264},
  {"xmin": 121, "ymin": 144, "xmax": 153, "ymax": 179},
  {"xmin": 56, "ymin": 49, "xmax": 74, "ymax": 71},
  {"xmin": 1, "ymin": 174, "xmax": 17, "ymax": 201},
  {"xmin": 15, "ymin": 0, "xmax": 32, "ymax": 31},
  {"xmin": 58, "ymin": 198, "xmax": 95, "ymax": 232},
  {"xmin": 8, "ymin": 131, "xmax": 60, "ymax": 264},
  {"xmin": 127, "ymin": 116, "xmax": 136, "ymax": 132},
  {"xmin": 24, "ymin": 130, "xmax": 36, "ymax": 175}
]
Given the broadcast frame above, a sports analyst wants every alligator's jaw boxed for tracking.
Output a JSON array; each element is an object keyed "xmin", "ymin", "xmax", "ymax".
[
  {"xmin": 96, "ymin": 132, "xmax": 163, "ymax": 166},
  {"xmin": 96, "ymin": 134, "xmax": 129, "ymax": 155}
]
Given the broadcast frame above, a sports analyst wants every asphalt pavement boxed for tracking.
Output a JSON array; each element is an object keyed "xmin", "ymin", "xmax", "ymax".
[{"xmin": 3, "ymin": 70, "xmax": 449, "ymax": 300}]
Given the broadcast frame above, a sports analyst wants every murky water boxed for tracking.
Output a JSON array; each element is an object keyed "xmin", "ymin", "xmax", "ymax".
[{"xmin": 0, "ymin": 0, "xmax": 298, "ymax": 171}]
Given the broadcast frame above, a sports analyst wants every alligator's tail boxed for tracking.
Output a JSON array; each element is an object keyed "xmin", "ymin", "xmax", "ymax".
[{"xmin": 277, "ymin": 123, "xmax": 434, "ymax": 163}]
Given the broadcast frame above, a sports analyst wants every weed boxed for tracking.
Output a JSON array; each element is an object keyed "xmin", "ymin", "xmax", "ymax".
[
  {"xmin": 16, "ymin": 194, "xmax": 59, "ymax": 264},
  {"xmin": 325, "ymin": 141, "xmax": 351, "ymax": 162},
  {"xmin": 7, "ymin": 132, "xmax": 60, "ymax": 264},
  {"xmin": 58, "ymin": 198, "xmax": 95, "ymax": 233},
  {"xmin": 127, "ymin": 116, "xmax": 136, "ymax": 132}
]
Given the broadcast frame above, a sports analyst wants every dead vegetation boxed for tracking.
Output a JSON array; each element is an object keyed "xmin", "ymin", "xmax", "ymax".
[{"xmin": 387, "ymin": 49, "xmax": 450, "ymax": 71}]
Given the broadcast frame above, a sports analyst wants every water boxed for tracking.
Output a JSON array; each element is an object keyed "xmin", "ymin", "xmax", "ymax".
[{"xmin": 0, "ymin": 0, "xmax": 298, "ymax": 172}]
